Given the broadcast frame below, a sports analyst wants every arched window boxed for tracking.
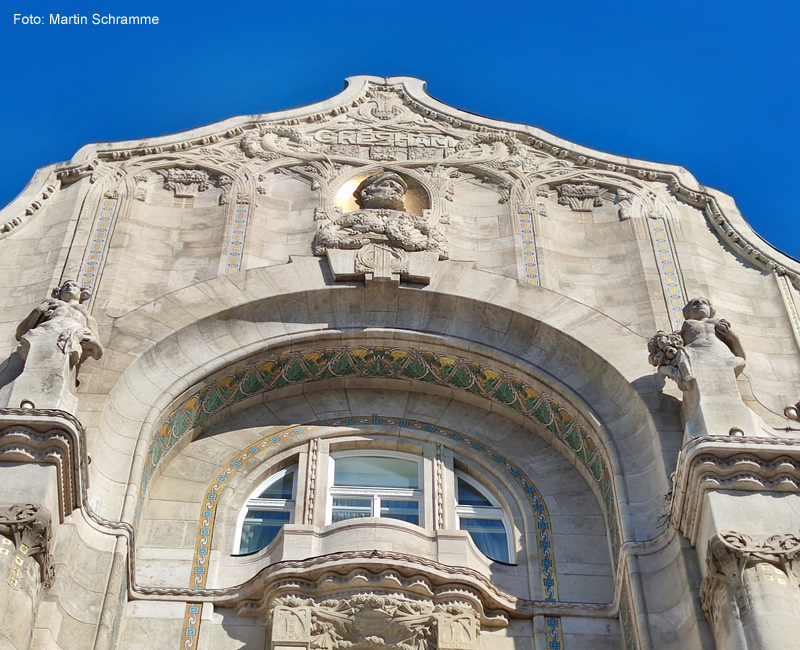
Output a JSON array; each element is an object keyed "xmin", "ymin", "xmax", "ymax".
[
  {"xmin": 233, "ymin": 450, "xmax": 515, "ymax": 564},
  {"xmin": 235, "ymin": 467, "xmax": 296, "ymax": 554},
  {"xmin": 327, "ymin": 452, "xmax": 422, "ymax": 525},
  {"xmin": 455, "ymin": 472, "xmax": 513, "ymax": 564}
]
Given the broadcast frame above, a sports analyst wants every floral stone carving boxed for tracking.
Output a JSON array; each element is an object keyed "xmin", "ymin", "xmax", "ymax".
[
  {"xmin": 268, "ymin": 594, "xmax": 477, "ymax": 650},
  {"xmin": 648, "ymin": 297, "xmax": 764, "ymax": 439},
  {"xmin": 314, "ymin": 172, "xmax": 447, "ymax": 285}
]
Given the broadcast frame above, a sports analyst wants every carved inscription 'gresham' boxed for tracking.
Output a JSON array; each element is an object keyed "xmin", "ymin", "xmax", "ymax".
[{"xmin": 314, "ymin": 130, "xmax": 460, "ymax": 148}]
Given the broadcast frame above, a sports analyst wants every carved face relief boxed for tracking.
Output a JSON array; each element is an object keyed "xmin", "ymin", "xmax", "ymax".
[{"xmin": 355, "ymin": 172, "xmax": 407, "ymax": 211}]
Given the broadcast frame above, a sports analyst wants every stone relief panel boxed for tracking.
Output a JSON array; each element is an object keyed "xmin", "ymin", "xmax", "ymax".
[
  {"xmin": 266, "ymin": 595, "xmax": 480, "ymax": 650},
  {"xmin": 313, "ymin": 171, "xmax": 447, "ymax": 284}
]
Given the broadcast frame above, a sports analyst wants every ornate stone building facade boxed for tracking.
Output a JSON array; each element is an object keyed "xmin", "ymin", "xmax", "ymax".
[{"xmin": 0, "ymin": 76, "xmax": 799, "ymax": 650}]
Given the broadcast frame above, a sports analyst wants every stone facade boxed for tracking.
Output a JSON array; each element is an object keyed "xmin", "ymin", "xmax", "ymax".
[{"xmin": 0, "ymin": 76, "xmax": 799, "ymax": 650}]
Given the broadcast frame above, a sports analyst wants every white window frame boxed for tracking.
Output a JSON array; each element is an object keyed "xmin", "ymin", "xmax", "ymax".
[
  {"xmin": 455, "ymin": 471, "xmax": 515, "ymax": 564},
  {"xmin": 326, "ymin": 450, "xmax": 424, "ymax": 526},
  {"xmin": 234, "ymin": 466, "xmax": 297, "ymax": 555}
]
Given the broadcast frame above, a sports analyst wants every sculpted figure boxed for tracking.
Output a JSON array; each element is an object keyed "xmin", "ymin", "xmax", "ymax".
[
  {"xmin": 649, "ymin": 297, "xmax": 745, "ymax": 390},
  {"xmin": 314, "ymin": 172, "xmax": 448, "ymax": 259},
  {"xmin": 649, "ymin": 297, "xmax": 761, "ymax": 438},
  {"xmin": 16, "ymin": 280, "xmax": 103, "ymax": 366}
]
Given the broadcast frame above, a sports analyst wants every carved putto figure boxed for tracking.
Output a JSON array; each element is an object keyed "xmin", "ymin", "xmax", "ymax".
[
  {"xmin": 16, "ymin": 280, "xmax": 103, "ymax": 367},
  {"xmin": 314, "ymin": 172, "xmax": 448, "ymax": 259}
]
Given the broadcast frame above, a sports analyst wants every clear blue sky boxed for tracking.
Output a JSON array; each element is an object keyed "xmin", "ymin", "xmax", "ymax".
[{"xmin": 3, "ymin": 1, "xmax": 799, "ymax": 258}]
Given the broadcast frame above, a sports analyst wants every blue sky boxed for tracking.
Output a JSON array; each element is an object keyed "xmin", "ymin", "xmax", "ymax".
[{"xmin": 3, "ymin": 1, "xmax": 799, "ymax": 258}]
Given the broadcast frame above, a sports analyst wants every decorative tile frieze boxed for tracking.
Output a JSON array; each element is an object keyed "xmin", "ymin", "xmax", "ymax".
[
  {"xmin": 80, "ymin": 197, "xmax": 117, "ymax": 292},
  {"xmin": 517, "ymin": 211, "xmax": 539, "ymax": 285},
  {"xmin": 776, "ymin": 273, "xmax": 800, "ymax": 352},
  {"xmin": 225, "ymin": 201, "xmax": 250, "ymax": 274},
  {"xmin": 647, "ymin": 215, "xmax": 686, "ymax": 330}
]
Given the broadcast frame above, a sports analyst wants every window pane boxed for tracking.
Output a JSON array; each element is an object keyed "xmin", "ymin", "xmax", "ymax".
[
  {"xmin": 334, "ymin": 456, "xmax": 419, "ymax": 488},
  {"xmin": 331, "ymin": 498, "xmax": 372, "ymax": 522},
  {"xmin": 258, "ymin": 472, "xmax": 294, "ymax": 499},
  {"xmin": 457, "ymin": 477, "xmax": 493, "ymax": 507},
  {"xmin": 460, "ymin": 518, "xmax": 510, "ymax": 563},
  {"xmin": 379, "ymin": 499, "xmax": 419, "ymax": 525},
  {"xmin": 239, "ymin": 510, "xmax": 291, "ymax": 554}
]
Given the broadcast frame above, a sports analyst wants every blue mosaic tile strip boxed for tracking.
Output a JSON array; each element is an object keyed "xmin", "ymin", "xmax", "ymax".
[
  {"xmin": 226, "ymin": 202, "xmax": 249, "ymax": 274},
  {"xmin": 81, "ymin": 197, "xmax": 117, "ymax": 292},
  {"xmin": 518, "ymin": 210, "xmax": 540, "ymax": 285}
]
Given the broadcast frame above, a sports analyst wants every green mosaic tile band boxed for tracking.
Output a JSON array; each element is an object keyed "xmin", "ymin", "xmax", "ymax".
[{"xmin": 143, "ymin": 346, "xmax": 621, "ymax": 560}]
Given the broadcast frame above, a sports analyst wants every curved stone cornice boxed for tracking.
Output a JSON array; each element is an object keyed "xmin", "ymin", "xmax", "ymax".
[
  {"xmin": 232, "ymin": 564, "xmax": 510, "ymax": 627},
  {"xmin": 135, "ymin": 549, "xmax": 616, "ymax": 619},
  {"xmin": 672, "ymin": 435, "xmax": 800, "ymax": 544},
  {"xmin": 0, "ymin": 407, "xmax": 87, "ymax": 522}
]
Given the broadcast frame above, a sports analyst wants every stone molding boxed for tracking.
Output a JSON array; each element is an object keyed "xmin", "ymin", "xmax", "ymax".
[
  {"xmin": 0, "ymin": 503, "xmax": 53, "ymax": 587},
  {"xmin": 0, "ymin": 407, "xmax": 87, "ymax": 522},
  {"xmin": 162, "ymin": 549, "xmax": 612, "ymax": 618},
  {"xmin": 671, "ymin": 435, "xmax": 800, "ymax": 544}
]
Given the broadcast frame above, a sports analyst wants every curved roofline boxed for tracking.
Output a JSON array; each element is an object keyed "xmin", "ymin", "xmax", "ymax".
[{"xmin": 1, "ymin": 75, "xmax": 798, "ymax": 279}]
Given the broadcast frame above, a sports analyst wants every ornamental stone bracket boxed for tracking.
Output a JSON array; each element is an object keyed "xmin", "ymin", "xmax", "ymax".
[
  {"xmin": 0, "ymin": 407, "xmax": 87, "ymax": 523},
  {"xmin": 700, "ymin": 532, "xmax": 800, "ymax": 650},
  {"xmin": 649, "ymin": 297, "xmax": 767, "ymax": 441},
  {"xmin": 671, "ymin": 435, "xmax": 800, "ymax": 545}
]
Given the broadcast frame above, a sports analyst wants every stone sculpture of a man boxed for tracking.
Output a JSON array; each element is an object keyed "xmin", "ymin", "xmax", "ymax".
[
  {"xmin": 9, "ymin": 280, "xmax": 103, "ymax": 412},
  {"xmin": 16, "ymin": 280, "xmax": 103, "ymax": 366}
]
